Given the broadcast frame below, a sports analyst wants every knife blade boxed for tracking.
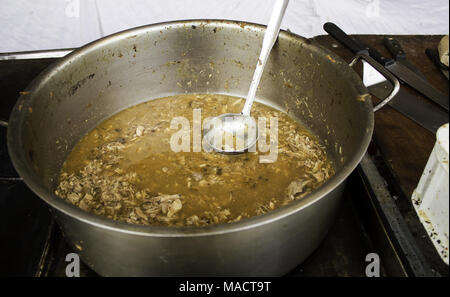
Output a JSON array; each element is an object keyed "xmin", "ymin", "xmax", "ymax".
[
  {"xmin": 368, "ymin": 82, "xmax": 448, "ymax": 133},
  {"xmin": 426, "ymin": 48, "xmax": 449, "ymax": 80},
  {"xmin": 323, "ymin": 22, "xmax": 449, "ymax": 111},
  {"xmin": 384, "ymin": 62, "xmax": 449, "ymax": 110},
  {"xmin": 384, "ymin": 37, "xmax": 428, "ymax": 81}
]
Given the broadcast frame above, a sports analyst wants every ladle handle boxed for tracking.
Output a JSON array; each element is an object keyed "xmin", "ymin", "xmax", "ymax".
[{"xmin": 241, "ymin": 0, "xmax": 289, "ymax": 116}]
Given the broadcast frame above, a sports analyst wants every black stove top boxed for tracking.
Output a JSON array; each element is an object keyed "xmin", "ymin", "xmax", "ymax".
[{"xmin": 0, "ymin": 56, "xmax": 445, "ymax": 277}]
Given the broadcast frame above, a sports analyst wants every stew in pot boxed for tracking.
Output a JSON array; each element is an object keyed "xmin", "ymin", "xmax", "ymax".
[{"xmin": 55, "ymin": 94, "xmax": 334, "ymax": 227}]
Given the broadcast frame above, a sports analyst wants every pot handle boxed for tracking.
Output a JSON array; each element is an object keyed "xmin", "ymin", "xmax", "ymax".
[
  {"xmin": 0, "ymin": 119, "xmax": 23, "ymax": 181},
  {"xmin": 349, "ymin": 54, "xmax": 400, "ymax": 112}
]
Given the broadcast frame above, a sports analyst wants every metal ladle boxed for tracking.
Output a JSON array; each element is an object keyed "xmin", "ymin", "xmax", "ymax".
[{"xmin": 204, "ymin": 0, "xmax": 289, "ymax": 154}]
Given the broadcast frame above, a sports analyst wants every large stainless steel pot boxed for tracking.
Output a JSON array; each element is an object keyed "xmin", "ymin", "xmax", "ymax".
[{"xmin": 7, "ymin": 20, "xmax": 396, "ymax": 276}]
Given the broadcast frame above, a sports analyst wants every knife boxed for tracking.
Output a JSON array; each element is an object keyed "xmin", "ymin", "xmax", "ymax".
[
  {"xmin": 367, "ymin": 83, "xmax": 448, "ymax": 133},
  {"xmin": 324, "ymin": 22, "xmax": 449, "ymax": 111},
  {"xmin": 425, "ymin": 48, "xmax": 449, "ymax": 80},
  {"xmin": 384, "ymin": 37, "xmax": 428, "ymax": 81},
  {"xmin": 323, "ymin": 23, "xmax": 449, "ymax": 133}
]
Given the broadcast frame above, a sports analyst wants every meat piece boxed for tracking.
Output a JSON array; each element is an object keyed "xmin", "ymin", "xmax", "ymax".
[
  {"xmin": 167, "ymin": 199, "xmax": 182, "ymax": 217},
  {"xmin": 136, "ymin": 125, "xmax": 145, "ymax": 137},
  {"xmin": 186, "ymin": 215, "xmax": 200, "ymax": 225},
  {"xmin": 135, "ymin": 207, "xmax": 148, "ymax": 220},
  {"xmin": 192, "ymin": 172, "xmax": 203, "ymax": 181},
  {"xmin": 67, "ymin": 193, "xmax": 81, "ymax": 204},
  {"xmin": 79, "ymin": 198, "xmax": 91, "ymax": 211},
  {"xmin": 287, "ymin": 179, "xmax": 311, "ymax": 200}
]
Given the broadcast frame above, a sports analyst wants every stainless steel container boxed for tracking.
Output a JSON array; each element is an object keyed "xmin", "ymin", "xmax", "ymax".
[{"xmin": 7, "ymin": 20, "xmax": 378, "ymax": 276}]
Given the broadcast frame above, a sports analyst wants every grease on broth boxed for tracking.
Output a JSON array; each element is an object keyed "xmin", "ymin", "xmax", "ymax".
[{"xmin": 55, "ymin": 94, "xmax": 334, "ymax": 226}]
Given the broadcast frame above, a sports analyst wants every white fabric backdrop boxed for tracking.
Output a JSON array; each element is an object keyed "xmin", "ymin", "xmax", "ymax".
[{"xmin": 0, "ymin": 0, "xmax": 448, "ymax": 52}]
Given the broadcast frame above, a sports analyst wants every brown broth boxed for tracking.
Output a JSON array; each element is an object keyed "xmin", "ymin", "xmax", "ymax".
[{"xmin": 55, "ymin": 94, "xmax": 334, "ymax": 226}]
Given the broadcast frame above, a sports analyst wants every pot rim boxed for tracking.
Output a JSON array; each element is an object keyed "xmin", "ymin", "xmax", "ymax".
[{"xmin": 7, "ymin": 19, "xmax": 374, "ymax": 237}]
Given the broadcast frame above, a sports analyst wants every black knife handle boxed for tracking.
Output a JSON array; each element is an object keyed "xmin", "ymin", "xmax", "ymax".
[
  {"xmin": 323, "ymin": 22, "xmax": 367, "ymax": 54},
  {"xmin": 323, "ymin": 22, "xmax": 394, "ymax": 67},
  {"xmin": 366, "ymin": 46, "xmax": 396, "ymax": 67},
  {"xmin": 384, "ymin": 37, "xmax": 406, "ymax": 60}
]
